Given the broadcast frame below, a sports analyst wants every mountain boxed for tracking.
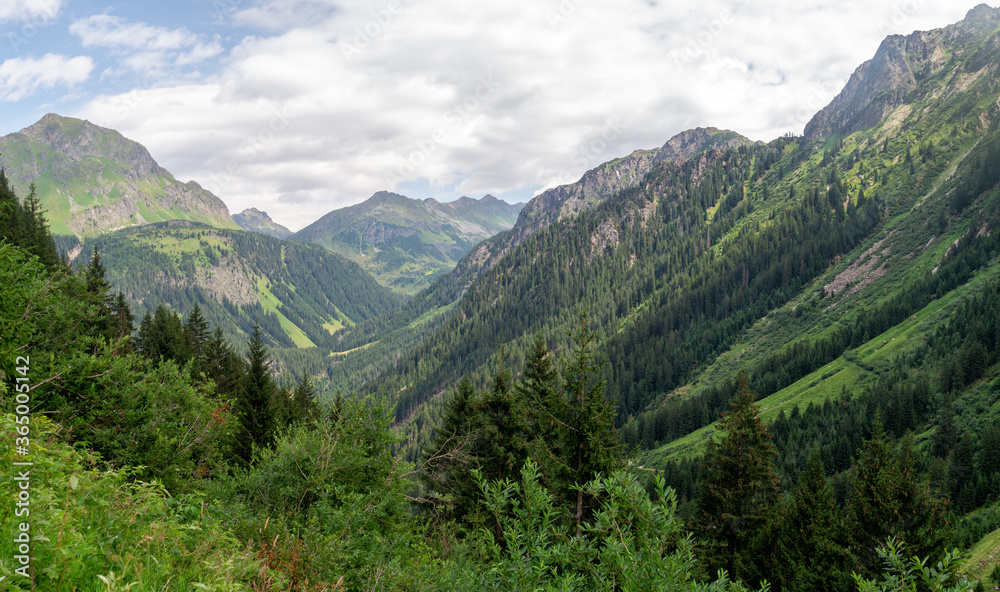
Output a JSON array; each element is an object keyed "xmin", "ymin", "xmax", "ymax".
[
  {"xmin": 292, "ymin": 191, "xmax": 524, "ymax": 294},
  {"xmin": 516, "ymin": 127, "xmax": 754, "ymax": 235},
  {"xmin": 0, "ymin": 114, "xmax": 238, "ymax": 237},
  {"xmin": 327, "ymin": 4, "xmax": 1000, "ymax": 536},
  {"xmin": 85, "ymin": 222, "xmax": 404, "ymax": 354},
  {"xmin": 233, "ymin": 207, "xmax": 293, "ymax": 239},
  {"xmin": 804, "ymin": 3, "xmax": 1000, "ymax": 139}
]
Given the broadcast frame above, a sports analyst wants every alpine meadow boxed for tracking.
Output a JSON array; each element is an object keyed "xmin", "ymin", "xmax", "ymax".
[{"xmin": 4, "ymin": 3, "xmax": 1000, "ymax": 591}]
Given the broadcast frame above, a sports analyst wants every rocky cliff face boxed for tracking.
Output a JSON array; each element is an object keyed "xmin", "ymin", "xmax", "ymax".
[
  {"xmin": 514, "ymin": 127, "xmax": 753, "ymax": 236},
  {"xmin": 233, "ymin": 208, "xmax": 293, "ymax": 239},
  {"xmin": 804, "ymin": 4, "xmax": 1000, "ymax": 140},
  {"xmin": 0, "ymin": 114, "xmax": 238, "ymax": 237}
]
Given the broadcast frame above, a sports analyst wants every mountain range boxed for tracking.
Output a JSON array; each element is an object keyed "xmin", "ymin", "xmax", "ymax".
[{"xmin": 2, "ymin": 7, "xmax": 1000, "ymax": 575}]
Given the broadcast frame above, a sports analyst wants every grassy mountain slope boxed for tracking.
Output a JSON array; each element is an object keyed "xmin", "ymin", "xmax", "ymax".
[
  {"xmin": 84, "ymin": 222, "xmax": 404, "ymax": 352},
  {"xmin": 0, "ymin": 114, "xmax": 238, "ymax": 237},
  {"xmin": 293, "ymin": 191, "xmax": 524, "ymax": 294}
]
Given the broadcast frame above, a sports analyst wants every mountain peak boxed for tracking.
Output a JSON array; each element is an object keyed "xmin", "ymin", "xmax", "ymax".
[
  {"xmin": 233, "ymin": 208, "xmax": 292, "ymax": 239},
  {"xmin": 803, "ymin": 5, "xmax": 1000, "ymax": 140},
  {"xmin": 0, "ymin": 113, "xmax": 237, "ymax": 237}
]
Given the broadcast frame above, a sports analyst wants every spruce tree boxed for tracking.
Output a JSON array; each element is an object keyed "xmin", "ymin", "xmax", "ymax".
[
  {"xmin": 419, "ymin": 375, "xmax": 481, "ymax": 524},
  {"xmin": 696, "ymin": 375, "xmax": 779, "ymax": 578},
  {"xmin": 847, "ymin": 422, "xmax": 951, "ymax": 579},
  {"xmin": 516, "ymin": 335, "xmax": 564, "ymax": 488},
  {"xmin": 561, "ymin": 311, "xmax": 622, "ymax": 534},
  {"xmin": 772, "ymin": 449, "xmax": 851, "ymax": 591},
  {"xmin": 236, "ymin": 322, "xmax": 276, "ymax": 463}
]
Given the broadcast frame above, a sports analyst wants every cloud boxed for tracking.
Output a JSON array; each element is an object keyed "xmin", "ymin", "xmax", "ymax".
[
  {"xmin": 76, "ymin": 0, "xmax": 987, "ymax": 231},
  {"xmin": 69, "ymin": 14, "xmax": 223, "ymax": 71},
  {"xmin": 0, "ymin": 54, "xmax": 94, "ymax": 102},
  {"xmin": 0, "ymin": 0, "xmax": 60, "ymax": 24}
]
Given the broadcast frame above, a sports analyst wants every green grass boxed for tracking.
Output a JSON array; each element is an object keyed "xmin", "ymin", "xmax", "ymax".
[
  {"xmin": 960, "ymin": 526, "xmax": 1000, "ymax": 584},
  {"xmin": 254, "ymin": 278, "xmax": 316, "ymax": 348}
]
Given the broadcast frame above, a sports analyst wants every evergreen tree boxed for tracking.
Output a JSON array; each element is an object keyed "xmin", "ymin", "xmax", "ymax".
[
  {"xmin": 772, "ymin": 449, "xmax": 851, "ymax": 592},
  {"xmin": 292, "ymin": 372, "xmax": 319, "ymax": 423},
  {"xmin": 236, "ymin": 322, "xmax": 276, "ymax": 463},
  {"xmin": 202, "ymin": 327, "xmax": 244, "ymax": 399},
  {"xmin": 419, "ymin": 375, "xmax": 482, "ymax": 524},
  {"xmin": 560, "ymin": 311, "xmax": 622, "ymax": 534},
  {"xmin": 516, "ymin": 335, "xmax": 564, "ymax": 489},
  {"xmin": 108, "ymin": 292, "xmax": 134, "ymax": 343},
  {"xmin": 847, "ymin": 423, "xmax": 951, "ymax": 579},
  {"xmin": 696, "ymin": 375, "xmax": 779, "ymax": 578}
]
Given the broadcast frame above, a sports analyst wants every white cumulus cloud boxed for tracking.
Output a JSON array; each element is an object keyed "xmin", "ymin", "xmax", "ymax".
[
  {"xmin": 69, "ymin": 14, "xmax": 224, "ymax": 71},
  {"xmin": 0, "ymin": 0, "xmax": 60, "ymax": 24},
  {"xmin": 0, "ymin": 54, "xmax": 94, "ymax": 102}
]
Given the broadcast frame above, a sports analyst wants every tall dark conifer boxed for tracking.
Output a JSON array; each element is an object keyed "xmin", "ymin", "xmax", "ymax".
[
  {"xmin": 561, "ymin": 311, "xmax": 622, "ymax": 534},
  {"xmin": 237, "ymin": 322, "xmax": 276, "ymax": 463},
  {"xmin": 696, "ymin": 375, "xmax": 779, "ymax": 578},
  {"xmin": 847, "ymin": 422, "xmax": 951, "ymax": 579}
]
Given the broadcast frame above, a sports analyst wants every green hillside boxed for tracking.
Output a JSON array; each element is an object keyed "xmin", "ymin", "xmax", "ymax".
[
  {"xmin": 0, "ymin": 114, "xmax": 238, "ymax": 237},
  {"xmin": 320, "ymin": 8, "xmax": 1000, "ymax": 583},
  {"xmin": 293, "ymin": 191, "xmax": 524, "ymax": 294},
  {"xmin": 82, "ymin": 223, "xmax": 404, "ymax": 353}
]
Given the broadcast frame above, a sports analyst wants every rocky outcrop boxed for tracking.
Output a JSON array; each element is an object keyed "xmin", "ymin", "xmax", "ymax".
[
  {"xmin": 514, "ymin": 127, "xmax": 753, "ymax": 236},
  {"xmin": 804, "ymin": 4, "xmax": 1000, "ymax": 140}
]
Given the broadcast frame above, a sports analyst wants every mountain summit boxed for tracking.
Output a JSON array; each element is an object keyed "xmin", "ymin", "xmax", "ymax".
[
  {"xmin": 292, "ymin": 192, "xmax": 524, "ymax": 293},
  {"xmin": 0, "ymin": 114, "xmax": 237, "ymax": 237},
  {"xmin": 804, "ymin": 3, "xmax": 1000, "ymax": 139}
]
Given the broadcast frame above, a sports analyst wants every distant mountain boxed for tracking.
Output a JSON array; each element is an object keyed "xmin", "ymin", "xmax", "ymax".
[
  {"xmin": 0, "ymin": 114, "xmax": 238, "ymax": 237},
  {"xmin": 233, "ymin": 207, "xmax": 292, "ymax": 239},
  {"xmin": 292, "ymin": 192, "xmax": 524, "ymax": 294},
  {"xmin": 85, "ymin": 222, "xmax": 404, "ymax": 352}
]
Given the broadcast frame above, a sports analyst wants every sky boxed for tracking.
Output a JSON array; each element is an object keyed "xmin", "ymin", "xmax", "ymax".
[{"xmin": 0, "ymin": 0, "xmax": 992, "ymax": 230}]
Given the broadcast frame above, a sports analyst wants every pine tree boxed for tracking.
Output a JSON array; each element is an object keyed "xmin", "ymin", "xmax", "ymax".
[
  {"xmin": 516, "ymin": 335, "xmax": 564, "ymax": 488},
  {"xmin": 419, "ymin": 375, "xmax": 482, "ymax": 524},
  {"xmin": 236, "ymin": 322, "xmax": 276, "ymax": 463},
  {"xmin": 184, "ymin": 304, "xmax": 210, "ymax": 360},
  {"xmin": 292, "ymin": 372, "xmax": 319, "ymax": 423},
  {"xmin": 202, "ymin": 327, "xmax": 244, "ymax": 398},
  {"xmin": 696, "ymin": 375, "xmax": 779, "ymax": 578},
  {"xmin": 561, "ymin": 311, "xmax": 622, "ymax": 534},
  {"xmin": 772, "ymin": 449, "xmax": 851, "ymax": 591},
  {"xmin": 847, "ymin": 422, "xmax": 951, "ymax": 579}
]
